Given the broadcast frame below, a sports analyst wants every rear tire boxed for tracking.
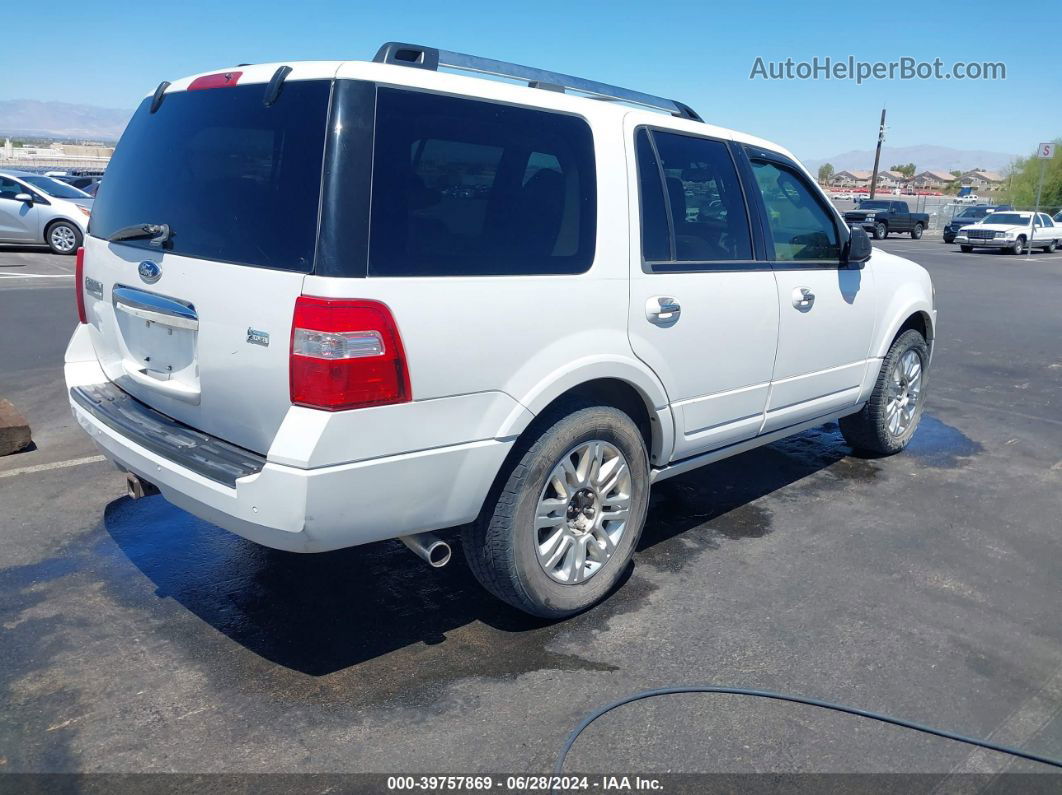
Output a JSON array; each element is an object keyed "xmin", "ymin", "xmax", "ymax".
[
  {"xmin": 910, "ymin": 224, "xmax": 923, "ymax": 239},
  {"xmin": 462, "ymin": 402, "xmax": 650, "ymax": 618},
  {"xmin": 1044, "ymin": 240, "xmax": 1056, "ymax": 253},
  {"xmin": 840, "ymin": 329, "xmax": 929, "ymax": 456},
  {"xmin": 46, "ymin": 220, "xmax": 81, "ymax": 255}
]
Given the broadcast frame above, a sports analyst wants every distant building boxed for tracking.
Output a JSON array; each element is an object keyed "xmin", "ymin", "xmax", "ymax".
[
  {"xmin": 960, "ymin": 170, "xmax": 1006, "ymax": 191},
  {"xmin": 876, "ymin": 170, "xmax": 910, "ymax": 190},
  {"xmin": 912, "ymin": 170, "xmax": 955, "ymax": 190},
  {"xmin": 829, "ymin": 170, "xmax": 873, "ymax": 188},
  {"xmin": 0, "ymin": 139, "xmax": 111, "ymax": 170}
]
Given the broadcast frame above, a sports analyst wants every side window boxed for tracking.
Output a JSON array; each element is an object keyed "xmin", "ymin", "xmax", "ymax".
[
  {"xmin": 635, "ymin": 130, "xmax": 753, "ymax": 263},
  {"xmin": 1039, "ymin": 213, "xmax": 1053, "ymax": 227},
  {"xmin": 0, "ymin": 178, "xmax": 23, "ymax": 200},
  {"xmin": 369, "ymin": 89, "xmax": 596, "ymax": 277},
  {"xmin": 635, "ymin": 129, "xmax": 671, "ymax": 261},
  {"xmin": 750, "ymin": 159, "xmax": 841, "ymax": 262}
]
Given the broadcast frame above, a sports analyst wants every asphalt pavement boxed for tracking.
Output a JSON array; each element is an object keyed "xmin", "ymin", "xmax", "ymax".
[{"xmin": 1, "ymin": 238, "xmax": 1060, "ymax": 784}]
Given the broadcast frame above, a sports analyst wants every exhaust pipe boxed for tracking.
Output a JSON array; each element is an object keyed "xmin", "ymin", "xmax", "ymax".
[
  {"xmin": 126, "ymin": 473, "xmax": 160, "ymax": 499},
  {"xmin": 400, "ymin": 532, "xmax": 451, "ymax": 568}
]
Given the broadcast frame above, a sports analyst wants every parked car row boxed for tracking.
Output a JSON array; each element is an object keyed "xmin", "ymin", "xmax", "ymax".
[{"xmin": 0, "ymin": 169, "xmax": 93, "ymax": 253}]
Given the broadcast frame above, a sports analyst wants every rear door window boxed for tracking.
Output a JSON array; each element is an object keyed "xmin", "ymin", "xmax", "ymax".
[
  {"xmin": 634, "ymin": 129, "xmax": 672, "ymax": 262},
  {"xmin": 89, "ymin": 80, "xmax": 331, "ymax": 271},
  {"xmin": 368, "ymin": 88, "xmax": 596, "ymax": 277},
  {"xmin": 638, "ymin": 130, "xmax": 753, "ymax": 264}
]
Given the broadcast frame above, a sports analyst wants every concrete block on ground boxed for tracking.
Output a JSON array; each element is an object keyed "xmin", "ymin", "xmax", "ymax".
[{"xmin": 0, "ymin": 398, "xmax": 32, "ymax": 456}]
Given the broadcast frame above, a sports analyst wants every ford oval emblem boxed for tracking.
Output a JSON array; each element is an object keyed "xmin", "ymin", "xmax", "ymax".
[{"xmin": 138, "ymin": 261, "xmax": 161, "ymax": 284}]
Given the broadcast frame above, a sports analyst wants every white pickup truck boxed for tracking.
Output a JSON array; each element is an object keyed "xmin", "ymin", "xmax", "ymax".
[{"xmin": 66, "ymin": 43, "xmax": 936, "ymax": 617}]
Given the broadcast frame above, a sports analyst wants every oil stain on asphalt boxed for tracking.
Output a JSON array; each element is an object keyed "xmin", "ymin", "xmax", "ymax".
[{"xmin": 1, "ymin": 413, "xmax": 983, "ymax": 730}]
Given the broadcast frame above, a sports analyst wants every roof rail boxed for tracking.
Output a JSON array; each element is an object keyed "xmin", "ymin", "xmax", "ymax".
[{"xmin": 372, "ymin": 42, "xmax": 702, "ymax": 122}]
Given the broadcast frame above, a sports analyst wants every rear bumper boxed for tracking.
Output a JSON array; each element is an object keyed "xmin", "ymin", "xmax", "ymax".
[{"xmin": 66, "ymin": 343, "xmax": 512, "ymax": 553}]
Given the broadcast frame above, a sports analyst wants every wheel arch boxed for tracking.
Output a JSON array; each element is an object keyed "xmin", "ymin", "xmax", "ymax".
[
  {"xmin": 497, "ymin": 359, "xmax": 675, "ymax": 466},
  {"xmin": 43, "ymin": 216, "xmax": 84, "ymax": 245},
  {"xmin": 875, "ymin": 304, "xmax": 934, "ymax": 359}
]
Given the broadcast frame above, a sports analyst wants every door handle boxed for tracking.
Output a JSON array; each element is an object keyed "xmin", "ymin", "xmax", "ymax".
[
  {"xmin": 646, "ymin": 296, "xmax": 681, "ymax": 323},
  {"xmin": 792, "ymin": 287, "xmax": 815, "ymax": 310}
]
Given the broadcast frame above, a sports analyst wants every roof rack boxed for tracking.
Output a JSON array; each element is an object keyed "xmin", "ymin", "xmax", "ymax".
[{"xmin": 372, "ymin": 42, "xmax": 702, "ymax": 122}]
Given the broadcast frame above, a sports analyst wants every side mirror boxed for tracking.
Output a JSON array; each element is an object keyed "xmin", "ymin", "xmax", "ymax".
[
  {"xmin": 14, "ymin": 193, "xmax": 34, "ymax": 204},
  {"xmin": 845, "ymin": 225, "xmax": 872, "ymax": 268}
]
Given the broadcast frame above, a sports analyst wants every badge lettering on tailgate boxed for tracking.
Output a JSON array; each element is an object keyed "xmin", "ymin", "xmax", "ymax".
[{"xmin": 246, "ymin": 328, "xmax": 270, "ymax": 347}]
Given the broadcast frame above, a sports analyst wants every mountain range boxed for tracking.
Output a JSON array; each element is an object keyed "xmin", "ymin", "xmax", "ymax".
[
  {"xmin": 801, "ymin": 145, "xmax": 1019, "ymax": 175},
  {"xmin": 0, "ymin": 100, "xmax": 132, "ymax": 142},
  {"xmin": 0, "ymin": 100, "xmax": 1025, "ymax": 176}
]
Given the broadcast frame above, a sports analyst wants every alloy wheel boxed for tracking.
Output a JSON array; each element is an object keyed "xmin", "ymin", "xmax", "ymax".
[
  {"xmin": 885, "ymin": 350, "xmax": 923, "ymax": 437},
  {"xmin": 534, "ymin": 440, "xmax": 632, "ymax": 584},
  {"xmin": 50, "ymin": 225, "xmax": 77, "ymax": 253}
]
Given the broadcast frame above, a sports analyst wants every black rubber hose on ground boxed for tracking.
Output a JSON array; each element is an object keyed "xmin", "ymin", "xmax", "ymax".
[{"xmin": 555, "ymin": 685, "xmax": 1062, "ymax": 778}]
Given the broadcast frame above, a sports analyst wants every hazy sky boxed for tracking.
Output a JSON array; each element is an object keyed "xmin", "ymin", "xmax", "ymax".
[{"xmin": 4, "ymin": 0, "xmax": 1058, "ymax": 161}]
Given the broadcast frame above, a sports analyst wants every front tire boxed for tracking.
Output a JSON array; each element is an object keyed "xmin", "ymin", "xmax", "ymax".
[
  {"xmin": 46, "ymin": 221, "xmax": 82, "ymax": 255},
  {"xmin": 462, "ymin": 402, "xmax": 650, "ymax": 618},
  {"xmin": 960, "ymin": 245, "xmax": 973, "ymax": 253},
  {"xmin": 1010, "ymin": 236, "xmax": 1025, "ymax": 255},
  {"xmin": 840, "ymin": 329, "xmax": 929, "ymax": 456},
  {"xmin": 873, "ymin": 223, "xmax": 887, "ymax": 240},
  {"xmin": 910, "ymin": 224, "xmax": 923, "ymax": 239}
]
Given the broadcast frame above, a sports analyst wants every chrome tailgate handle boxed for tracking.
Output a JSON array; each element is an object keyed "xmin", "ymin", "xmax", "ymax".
[{"xmin": 113, "ymin": 286, "xmax": 199, "ymax": 331}]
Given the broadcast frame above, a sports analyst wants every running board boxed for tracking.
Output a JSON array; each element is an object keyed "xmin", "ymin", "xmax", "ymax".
[{"xmin": 650, "ymin": 406, "xmax": 863, "ymax": 483}]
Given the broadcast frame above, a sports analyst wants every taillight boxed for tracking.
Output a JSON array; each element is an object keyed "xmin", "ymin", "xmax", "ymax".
[
  {"xmin": 75, "ymin": 247, "xmax": 87, "ymax": 324},
  {"xmin": 290, "ymin": 296, "xmax": 411, "ymax": 411}
]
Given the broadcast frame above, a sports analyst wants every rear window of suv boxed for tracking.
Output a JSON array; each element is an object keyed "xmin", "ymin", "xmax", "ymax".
[
  {"xmin": 89, "ymin": 80, "xmax": 331, "ymax": 272},
  {"xmin": 367, "ymin": 88, "xmax": 596, "ymax": 277}
]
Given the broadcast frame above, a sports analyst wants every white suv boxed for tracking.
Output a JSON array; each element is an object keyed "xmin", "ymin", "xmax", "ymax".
[{"xmin": 66, "ymin": 44, "xmax": 936, "ymax": 617}]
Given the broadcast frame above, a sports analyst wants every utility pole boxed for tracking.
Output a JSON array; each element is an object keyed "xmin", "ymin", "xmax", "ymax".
[{"xmin": 869, "ymin": 107, "xmax": 886, "ymax": 199}]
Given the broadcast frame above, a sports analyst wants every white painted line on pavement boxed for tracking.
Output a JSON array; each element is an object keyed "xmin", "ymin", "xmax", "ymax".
[
  {"xmin": 0, "ymin": 272, "xmax": 74, "ymax": 279},
  {"xmin": 936, "ymin": 663, "xmax": 1062, "ymax": 783},
  {"xmin": 0, "ymin": 272, "xmax": 74, "ymax": 278},
  {"xmin": 0, "ymin": 455, "xmax": 106, "ymax": 479}
]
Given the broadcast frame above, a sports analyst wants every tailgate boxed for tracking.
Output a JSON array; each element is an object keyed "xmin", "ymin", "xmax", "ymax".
[
  {"xmin": 82, "ymin": 238, "xmax": 304, "ymax": 454},
  {"xmin": 81, "ymin": 74, "xmax": 333, "ymax": 454}
]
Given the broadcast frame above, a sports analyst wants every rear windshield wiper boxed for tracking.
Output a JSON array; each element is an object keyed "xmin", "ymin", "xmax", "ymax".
[{"xmin": 107, "ymin": 223, "xmax": 172, "ymax": 246}]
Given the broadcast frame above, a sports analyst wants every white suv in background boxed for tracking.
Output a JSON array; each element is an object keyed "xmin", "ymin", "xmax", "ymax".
[{"xmin": 66, "ymin": 43, "xmax": 936, "ymax": 617}]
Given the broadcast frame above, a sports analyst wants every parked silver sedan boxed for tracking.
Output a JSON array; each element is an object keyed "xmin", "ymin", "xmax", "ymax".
[{"xmin": 0, "ymin": 170, "xmax": 93, "ymax": 254}]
